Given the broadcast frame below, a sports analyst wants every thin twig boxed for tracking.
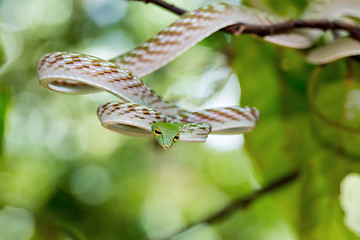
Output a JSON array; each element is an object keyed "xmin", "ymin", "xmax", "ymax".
[
  {"xmin": 128, "ymin": 0, "xmax": 360, "ymax": 41},
  {"xmin": 129, "ymin": 0, "xmax": 186, "ymax": 15},
  {"xmin": 158, "ymin": 170, "xmax": 299, "ymax": 240}
]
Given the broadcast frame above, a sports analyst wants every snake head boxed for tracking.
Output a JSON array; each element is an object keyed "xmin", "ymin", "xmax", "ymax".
[{"xmin": 151, "ymin": 122, "xmax": 180, "ymax": 149}]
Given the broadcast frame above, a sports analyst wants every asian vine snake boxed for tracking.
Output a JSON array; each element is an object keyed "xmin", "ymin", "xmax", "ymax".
[{"xmin": 37, "ymin": 0, "xmax": 360, "ymax": 149}]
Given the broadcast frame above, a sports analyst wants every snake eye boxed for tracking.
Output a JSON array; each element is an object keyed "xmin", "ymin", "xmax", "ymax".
[
  {"xmin": 173, "ymin": 134, "xmax": 179, "ymax": 142},
  {"xmin": 154, "ymin": 128, "xmax": 162, "ymax": 136}
]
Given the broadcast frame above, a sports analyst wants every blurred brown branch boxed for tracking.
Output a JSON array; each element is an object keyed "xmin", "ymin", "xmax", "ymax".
[
  {"xmin": 158, "ymin": 170, "xmax": 299, "ymax": 240},
  {"xmin": 128, "ymin": 0, "xmax": 360, "ymax": 41},
  {"xmin": 129, "ymin": 0, "xmax": 186, "ymax": 15}
]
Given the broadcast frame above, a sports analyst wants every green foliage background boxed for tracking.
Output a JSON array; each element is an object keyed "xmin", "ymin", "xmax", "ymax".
[{"xmin": 0, "ymin": 0, "xmax": 360, "ymax": 239}]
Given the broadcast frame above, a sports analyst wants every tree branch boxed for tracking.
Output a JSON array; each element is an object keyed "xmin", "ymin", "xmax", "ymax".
[
  {"xmin": 129, "ymin": 0, "xmax": 186, "ymax": 15},
  {"xmin": 158, "ymin": 170, "xmax": 299, "ymax": 240},
  {"xmin": 128, "ymin": 0, "xmax": 360, "ymax": 41}
]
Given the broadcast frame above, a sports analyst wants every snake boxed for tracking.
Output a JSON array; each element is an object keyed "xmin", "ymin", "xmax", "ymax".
[{"xmin": 37, "ymin": 0, "xmax": 360, "ymax": 149}]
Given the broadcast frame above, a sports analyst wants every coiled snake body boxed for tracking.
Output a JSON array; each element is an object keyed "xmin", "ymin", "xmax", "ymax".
[{"xmin": 37, "ymin": 0, "xmax": 360, "ymax": 149}]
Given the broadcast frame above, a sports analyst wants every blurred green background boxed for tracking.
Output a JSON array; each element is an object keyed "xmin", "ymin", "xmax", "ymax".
[{"xmin": 1, "ymin": 0, "xmax": 360, "ymax": 239}]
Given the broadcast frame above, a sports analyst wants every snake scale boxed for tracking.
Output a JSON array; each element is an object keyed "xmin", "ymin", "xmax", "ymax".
[{"xmin": 37, "ymin": 0, "xmax": 360, "ymax": 149}]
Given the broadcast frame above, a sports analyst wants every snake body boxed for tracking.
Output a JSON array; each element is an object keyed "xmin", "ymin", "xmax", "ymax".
[
  {"xmin": 37, "ymin": 0, "xmax": 360, "ymax": 148},
  {"xmin": 37, "ymin": 50, "xmax": 260, "ymax": 147},
  {"xmin": 98, "ymin": 102, "xmax": 259, "ymax": 143},
  {"xmin": 38, "ymin": 52, "xmax": 181, "ymax": 115}
]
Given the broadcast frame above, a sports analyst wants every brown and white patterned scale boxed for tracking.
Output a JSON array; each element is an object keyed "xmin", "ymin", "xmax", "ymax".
[
  {"xmin": 38, "ymin": 1, "xmax": 360, "ymax": 96},
  {"xmin": 37, "ymin": 0, "xmax": 360, "ymax": 146},
  {"xmin": 38, "ymin": 52, "xmax": 182, "ymax": 115},
  {"xmin": 113, "ymin": 0, "xmax": 360, "ymax": 77},
  {"xmin": 97, "ymin": 102, "xmax": 259, "ymax": 142},
  {"xmin": 167, "ymin": 106, "xmax": 260, "ymax": 134}
]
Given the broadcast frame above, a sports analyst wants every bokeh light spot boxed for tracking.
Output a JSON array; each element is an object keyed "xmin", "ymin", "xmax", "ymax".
[
  {"xmin": 141, "ymin": 200, "xmax": 185, "ymax": 239},
  {"xmin": 205, "ymin": 135, "xmax": 244, "ymax": 152},
  {"xmin": 70, "ymin": 165, "xmax": 112, "ymax": 205},
  {"xmin": 339, "ymin": 173, "xmax": 360, "ymax": 236},
  {"xmin": 0, "ymin": 206, "xmax": 34, "ymax": 240},
  {"xmin": 38, "ymin": 0, "xmax": 73, "ymax": 25},
  {"xmin": 84, "ymin": 0, "xmax": 128, "ymax": 26},
  {"xmin": 1, "ymin": 0, "xmax": 36, "ymax": 31}
]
